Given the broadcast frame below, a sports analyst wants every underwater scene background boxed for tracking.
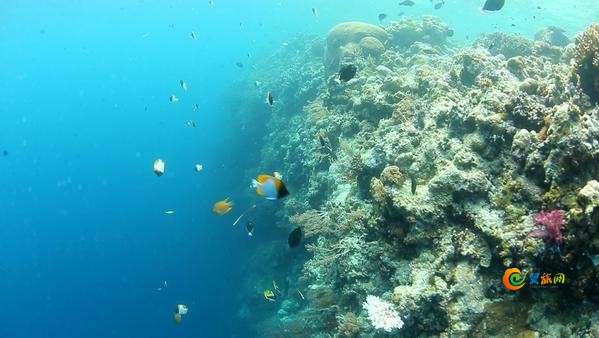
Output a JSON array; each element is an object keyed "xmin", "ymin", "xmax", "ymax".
[{"xmin": 0, "ymin": 0, "xmax": 597, "ymax": 337}]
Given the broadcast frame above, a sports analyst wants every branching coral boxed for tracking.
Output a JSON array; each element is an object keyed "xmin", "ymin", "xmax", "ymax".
[
  {"xmin": 362, "ymin": 295, "xmax": 404, "ymax": 332},
  {"xmin": 290, "ymin": 209, "xmax": 333, "ymax": 238}
]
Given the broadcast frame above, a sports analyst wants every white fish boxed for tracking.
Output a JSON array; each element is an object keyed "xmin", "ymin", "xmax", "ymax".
[
  {"xmin": 193, "ymin": 104, "xmax": 199, "ymax": 111},
  {"xmin": 169, "ymin": 95, "xmax": 179, "ymax": 102},
  {"xmin": 186, "ymin": 120, "xmax": 196, "ymax": 128},
  {"xmin": 194, "ymin": 163, "xmax": 203, "ymax": 172},
  {"xmin": 190, "ymin": 31, "xmax": 197, "ymax": 40},
  {"xmin": 164, "ymin": 210, "xmax": 175, "ymax": 215},
  {"xmin": 180, "ymin": 80, "xmax": 188, "ymax": 92},
  {"xmin": 153, "ymin": 159, "xmax": 165, "ymax": 176},
  {"xmin": 311, "ymin": 7, "xmax": 318, "ymax": 16},
  {"xmin": 177, "ymin": 304, "xmax": 188, "ymax": 315},
  {"xmin": 254, "ymin": 80, "xmax": 262, "ymax": 88}
]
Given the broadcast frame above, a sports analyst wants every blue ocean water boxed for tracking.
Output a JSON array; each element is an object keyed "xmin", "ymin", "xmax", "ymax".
[{"xmin": 0, "ymin": 1, "xmax": 596, "ymax": 337}]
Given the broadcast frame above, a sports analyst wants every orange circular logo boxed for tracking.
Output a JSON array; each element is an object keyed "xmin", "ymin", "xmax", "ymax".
[{"xmin": 503, "ymin": 268, "xmax": 528, "ymax": 290}]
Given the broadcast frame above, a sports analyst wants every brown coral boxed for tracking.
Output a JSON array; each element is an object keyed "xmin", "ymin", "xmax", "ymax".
[
  {"xmin": 370, "ymin": 177, "xmax": 389, "ymax": 205},
  {"xmin": 573, "ymin": 23, "xmax": 599, "ymax": 104},
  {"xmin": 336, "ymin": 312, "xmax": 359, "ymax": 337},
  {"xmin": 380, "ymin": 165, "xmax": 407, "ymax": 187},
  {"xmin": 324, "ymin": 22, "xmax": 388, "ymax": 73}
]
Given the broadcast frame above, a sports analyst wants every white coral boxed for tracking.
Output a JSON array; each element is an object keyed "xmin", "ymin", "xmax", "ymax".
[{"xmin": 363, "ymin": 295, "xmax": 404, "ymax": 332}]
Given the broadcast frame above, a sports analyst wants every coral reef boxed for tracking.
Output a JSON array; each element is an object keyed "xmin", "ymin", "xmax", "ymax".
[
  {"xmin": 573, "ymin": 23, "xmax": 599, "ymax": 104},
  {"xmin": 324, "ymin": 22, "xmax": 388, "ymax": 74},
  {"xmin": 233, "ymin": 16, "xmax": 599, "ymax": 338}
]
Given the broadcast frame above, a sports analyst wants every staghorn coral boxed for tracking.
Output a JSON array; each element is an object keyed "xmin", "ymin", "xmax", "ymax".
[{"xmin": 573, "ymin": 23, "xmax": 599, "ymax": 104}]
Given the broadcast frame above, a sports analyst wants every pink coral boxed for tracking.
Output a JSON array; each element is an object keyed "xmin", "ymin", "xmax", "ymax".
[{"xmin": 529, "ymin": 210, "xmax": 565, "ymax": 244}]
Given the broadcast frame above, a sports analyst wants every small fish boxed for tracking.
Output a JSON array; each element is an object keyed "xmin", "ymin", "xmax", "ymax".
[
  {"xmin": 297, "ymin": 289, "xmax": 305, "ymax": 300},
  {"xmin": 141, "ymin": 32, "xmax": 151, "ymax": 39},
  {"xmin": 194, "ymin": 163, "xmax": 203, "ymax": 172},
  {"xmin": 446, "ymin": 28, "xmax": 454, "ymax": 37},
  {"xmin": 282, "ymin": 42, "xmax": 289, "ymax": 47},
  {"xmin": 247, "ymin": 52, "xmax": 252, "ymax": 58},
  {"xmin": 273, "ymin": 171, "xmax": 283, "ymax": 180},
  {"xmin": 169, "ymin": 95, "xmax": 179, "ymax": 102},
  {"xmin": 245, "ymin": 221, "xmax": 254, "ymax": 236},
  {"xmin": 254, "ymin": 80, "xmax": 262, "ymax": 88},
  {"xmin": 263, "ymin": 289, "xmax": 275, "ymax": 302},
  {"xmin": 488, "ymin": 42, "xmax": 496, "ymax": 50},
  {"xmin": 378, "ymin": 13, "xmax": 387, "ymax": 21},
  {"xmin": 235, "ymin": 62, "xmax": 244, "ymax": 68},
  {"xmin": 265, "ymin": 91, "xmax": 274, "ymax": 106},
  {"xmin": 190, "ymin": 31, "xmax": 197, "ymax": 40},
  {"xmin": 311, "ymin": 7, "xmax": 318, "ymax": 16},
  {"xmin": 193, "ymin": 104, "xmax": 199, "ymax": 111},
  {"xmin": 288, "ymin": 227, "xmax": 302, "ymax": 248},
  {"xmin": 481, "ymin": 0, "xmax": 504, "ymax": 11},
  {"xmin": 336, "ymin": 64, "xmax": 357, "ymax": 83},
  {"xmin": 180, "ymin": 80, "xmax": 188, "ymax": 92},
  {"xmin": 153, "ymin": 159, "xmax": 165, "ymax": 176},
  {"xmin": 2, "ymin": 150, "xmax": 7, "ymax": 156},
  {"xmin": 164, "ymin": 210, "xmax": 175, "ymax": 215},
  {"xmin": 434, "ymin": 1, "xmax": 444, "ymax": 9},
  {"xmin": 239, "ymin": 22, "xmax": 244, "ymax": 30},
  {"xmin": 409, "ymin": 173, "xmax": 417, "ymax": 195},
  {"xmin": 186, "ymin": 120, "xmax": 196, "ymax": 128},
  {"xmin": 252, "ymin": 174, "xmax": 289, "ymax": 200},
  {"xmin": 173, "ymin": 304, "xmax": 188, "ymax": 323},
  {"xmin": 399, "ymin": 0, "xmax": 415, "ymax": 6},
  {"xmin": 272, "ymin": 281, "xmax": 280, "ymax": 294},
  {"xmin": 208, "ymin": 0, "xmax": 214, "ymax": 6},
  {"xmin": 213, "ymin": 198, "xmax": 233, "ymax": 215}
]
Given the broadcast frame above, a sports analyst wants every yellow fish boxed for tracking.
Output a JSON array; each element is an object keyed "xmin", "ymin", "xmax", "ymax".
[
  {"xmin": 263, "ymin": 289, "xmax": 275, "ymax": 302},
  {"xmin": 212, "ymin": 198, "xmax": 233, "ymax": 215}
]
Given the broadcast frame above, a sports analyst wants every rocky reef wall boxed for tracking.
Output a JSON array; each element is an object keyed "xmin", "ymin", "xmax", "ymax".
[{"xmin": 238, "ymin": 17, "xmax": 599, "ymax": 337}]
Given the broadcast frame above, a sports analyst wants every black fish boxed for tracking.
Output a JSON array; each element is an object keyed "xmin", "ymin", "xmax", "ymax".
[
  {"xmin": 482, "ymin": 0, "xmax": 504, "ymax": 11},
  {"xmin": 434, "ymin": 1, "xmax": 444, "ymax": 9},
  {"xmin": 409, "ymin": 173, "xmax": 417, "ymax": 195},
  {"xmin": 266, "ymin": 91, "xmax": 274, "ymax": 106},
  {"xmin": 235, "ymin": 62, "xmax": 244, "ymax": 68},
  {"xmin": 288, "ymin": 227, "xmax": 302, "ymax": 248},
  {"xmin": 2, "ymin": 150, "xmax": 7, "ymax": 156},
  {"xmin": 446, "ymin": 29, "xmax": 454, "ymax": 37},
  {"xmin": 337, "ymin": 64, "xmax": 357, "ymax": 82},
  {"xmin": 399, "ymin": 0, "xmax": 414, "ymax": 6},
  {"xmin": 378, "ymin": 13, "xmax": 387, "ymax": 21},
  {"xmin": 245, "ymin": 221, "xmax": 254, "ymax": 236}
]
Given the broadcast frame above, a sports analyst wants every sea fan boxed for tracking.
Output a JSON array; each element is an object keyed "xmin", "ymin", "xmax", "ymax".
[{"xmin": 529, "ymin": 210, "xmax": 565, "ymax": 244}]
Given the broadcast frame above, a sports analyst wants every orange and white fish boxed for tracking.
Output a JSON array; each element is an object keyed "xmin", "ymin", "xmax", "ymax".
[
  {"xmin": 212, "ymin": 198, "xmax": 233, "ymax": 215},
  {"xmin": 252, "ymin": 174, "xmax": 289, "ymax": 200}
]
